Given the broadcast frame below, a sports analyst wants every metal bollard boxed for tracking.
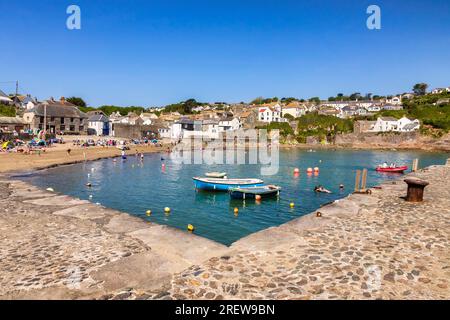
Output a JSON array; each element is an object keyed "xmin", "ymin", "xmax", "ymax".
[{"xmin": 404, "ymin": 178, "xmax": 429, "ymax": 202}]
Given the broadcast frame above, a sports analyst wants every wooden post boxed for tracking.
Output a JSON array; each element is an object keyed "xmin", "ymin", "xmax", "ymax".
[
  {"xmin": 404, "ymin": 178, "xmax": 429, "ymax": 202},
  {"xmin": 361, "ymin": 169, "xmax": 368, "ymax": 192},
  {"xmin": 354, "ymin": 170, "xmax": 361, "ymax": 192},
  {"xmin": 412, "ymin": 159, "xmax": 419, "ymax": 172}
]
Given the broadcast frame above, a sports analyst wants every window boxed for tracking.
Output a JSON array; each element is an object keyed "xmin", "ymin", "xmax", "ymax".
[
  {"xmin": 60, "ymin": 125, "xmax": 65, "ymax": 131},
  {"xmin": 70, "ymin": 118, "xmax": 74, "ymax": 123},
  {"xmin": 50, "ymin": 117, "xmax": 54, "ymax": 122},
  {"xmin": 61, "ymin": 117, "xmax": 64, "ymax": 124},
  {"xmin": 70, "ymin": 125, "xmax": 75, "ymax": 131}
]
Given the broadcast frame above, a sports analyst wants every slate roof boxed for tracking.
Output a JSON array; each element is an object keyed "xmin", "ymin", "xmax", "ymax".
[
  {"xmin": 27, "ymin": 101, "xmax": 87, "ymax": 118},
  {"xmin": 88, "ymin": 114, "xmax": 109, "ymax": 122}
]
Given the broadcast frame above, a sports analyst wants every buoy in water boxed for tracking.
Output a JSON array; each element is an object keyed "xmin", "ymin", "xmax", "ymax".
[
  {"xmin": 293, "ymin": 168, "xmax": 300, "ymax": 174},
  {"xmin": 187, "ymin": 224, "xmax": 195, "ymax": 232},
  {"xmin": 146, "ymin": 210, "xmax": 152, "ymax": 216},
  {"xmin": 164, "ymin": 207, "xmax": 171, "ymax": 213},
  {"xmin": 89, "ymin": 195, "xmax": 93, "ymax": 199},
  {"xmin": 86, "ymin": 183, "xmax": 92, "ymax": 187},
  {"xmin": 314, "ymin": 167, "xmax": 319, "ymax": 172},
  {"xmin": 46, "ymin": 187, "xmax": 54, "ymax": 192},
  {"xmin": 290, "ymin": 202, "xmax": 295, "ymax": 208},
  {"xmin": 306, "ymin": 168, "xmax": 313, "ymax": 173},
  {"xmin": 255, "ymin": 195, "xmax": 262, "ymax": 201},
  {"xmin": 234, "ymin": 207, "xmax": 239, "ymax": 214}
]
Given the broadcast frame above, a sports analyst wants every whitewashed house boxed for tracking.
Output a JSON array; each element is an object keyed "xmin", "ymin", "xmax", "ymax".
[
  {"xmin": 366, "ymin": 104, "xmax": 382, "ymax": 112},
  {"xmin": 218, "ymin": 117, "xmax": 241, "ymax": 131},
  {"xmin": 396, "ymin": 116, "xmax": 420, "ymax": 132},
  {"xmin": 385, "ymin": 96, "xmax": 402, "ymax": 105},
  {"xmin": 371, "ymin": 116, "xmax": 420, "ymax": 132},
  {"xmin": 372, "ymin": 117, "xmax": 399, "ymax": 132},
  {"xmin": 258, "ymin": 103, "xmax": 283, "ymax": 123},
  {"xmin": 88, "ymin": 114, "xmax": 110, "ymax": 136}
]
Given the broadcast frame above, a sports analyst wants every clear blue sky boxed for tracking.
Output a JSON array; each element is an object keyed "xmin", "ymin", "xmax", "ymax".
[{"xmin": 1, "ymin": 0, "xmax": 449, "ymax": 107}]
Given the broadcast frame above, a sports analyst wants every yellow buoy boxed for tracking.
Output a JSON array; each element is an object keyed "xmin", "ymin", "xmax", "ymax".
[
  {"xmin": 290, "ymin": 202, "xmax": 295, "ymax": 208},
  {"xmin": 187, "ymin": 224, "xmax": 195, "ymax": 232},
  {"xmin": 164, "ymin": 207, "xmax": 171, "ymax": 213},
  {"xmin": 234, "ymin": 207, "xmax": 239, "ymax": 214},
  {"xmin": 146, "ymin": 210, "xmax": 152, "ymax": 216}
]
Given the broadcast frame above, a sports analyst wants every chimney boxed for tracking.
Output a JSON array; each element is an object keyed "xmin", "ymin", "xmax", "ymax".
[{"xmin": 60, "ymin": 97, "xmax": 66, "ymax": 104}]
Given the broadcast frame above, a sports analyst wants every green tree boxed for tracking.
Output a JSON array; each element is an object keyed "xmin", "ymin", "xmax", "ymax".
[
  {"xmin": 0, "ymin": 104, "xmax": 16, "ymax": 117},
  {"xmin": 413, "ymin": 83, "xmax": 428, "ymax": 96},
  {"xmin": 66, "ymin": 97, "xmax": 87, "ymax": 108}
]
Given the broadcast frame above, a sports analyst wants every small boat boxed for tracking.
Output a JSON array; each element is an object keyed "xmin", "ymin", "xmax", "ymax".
[
  {"xmin": 205, "ymin": 172, "xmax": 227, "ymax": 178},
  {"xmin": 193, "ymin": 177, "xmax": 264, "ymax": 191},
  {"xmin": 375, "ymin": 166, "xmax": 408, "ymax": 173},
  {"xmin": 229, "ymin": 185, "xmax": 281, "ymax": 199}
]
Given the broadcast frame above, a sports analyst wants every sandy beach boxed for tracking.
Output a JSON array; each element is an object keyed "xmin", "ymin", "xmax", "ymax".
[{"xmin": 0, "ymin": 137, "xmax": 166, "ymax": 174}]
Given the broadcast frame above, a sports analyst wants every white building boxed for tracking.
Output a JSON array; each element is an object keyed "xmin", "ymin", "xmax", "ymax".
[
  {"xmin": 140, "ymin": 112, "xmax": 158, "ymax": 125},
  {"xmin": 88, "ymin": 114, "xmax": 111, "ymax": 136},
  {"xmin": 258, "ymin": 103, "xmax": 282, "ymax": 123},
  {"xmin": 371, "ymin": 116, "xmax": 420, "ymax": 132},
  {"xmin": 385, "ymin": 96, "xmax": 402, "ymax": 105}
]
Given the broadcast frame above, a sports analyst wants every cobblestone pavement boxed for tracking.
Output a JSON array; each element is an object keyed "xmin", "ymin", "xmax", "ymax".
[
  {"xmin": 1, "ymin": 163, "xmax": 449, "ymax": 300},
  {"xmin": 166, "ymin": 164, "xmax": 450, "ymax": 300},
  {"xmin": 0, "ymin": 179, "xmax": 226, "ymax": 299}
]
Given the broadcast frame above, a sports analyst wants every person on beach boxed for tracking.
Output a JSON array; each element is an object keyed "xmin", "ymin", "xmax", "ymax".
[{"xmin": 67, "ymin": 148, "xmax": 71, "ymax": 156}]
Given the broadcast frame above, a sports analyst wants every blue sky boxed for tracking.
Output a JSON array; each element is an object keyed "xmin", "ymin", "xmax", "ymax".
[{"xmin": 1, "ymin": 0, "xmax": 449, "ymax": 106}]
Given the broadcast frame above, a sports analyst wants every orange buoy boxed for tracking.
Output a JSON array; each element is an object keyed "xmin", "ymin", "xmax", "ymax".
[
  {"xmin": 314, "ymin": 167, "xmax": 319, "ymax": 172},
  {"xmin": 234, "ymin": 207, "xmax": 239, "ymax": 214},
  {"xmin": 306, "ymin": 168, "xmax": 313, "ymax": 173},
  {"xmin": 293, "ymin": 168, "xmax": 300, "ymax": 174},
  {"xmin": 255, "ymin": 195, "xmax": 262, "ymax": 201}
]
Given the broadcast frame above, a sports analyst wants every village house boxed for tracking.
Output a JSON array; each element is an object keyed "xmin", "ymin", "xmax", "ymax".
[
  {"xmin": 12, "ymin": 94, "xmax": 38, "ymax": 110},
  {"xmin": 318, "ymin": 106, "xmax": 340, "ymax": 117},
  {"xmin": 431, "ymin": 87, "xmax": 450, "ymax": 94},
  {"xmin": 238, "ymin": 110, "xmax": 258, "ymax": 129},
  {"xmin": 139, "ymin": 112, "xmax": 158, "ymax": 125},
  {"xmin": 382, "ymin": 104, "xmax": 403, "ymax": 111},
  {"xmin": 258, "ymin": 102, "xmax": 283, "ymax": 123},
  {"xmin": 0, "ymin": 116, "xmax": 30, "ymax": 135},
  {"xmin": 401, "ymin": 93, "xmax": 415, "ymax": 100},
  {"xmin": 23, "ymin": 97, "xmax": 88, "ymax": 135},
  {"xmin": 384, "ymin": 96, "xmax": 402, "ymax": 105},
  {"xmin": 218, "ymin": 116, "xmax": 241, "ymax": 131},
  {"xmin": 282, "ymin": 101, "xmax": 307, "ymax": 119},
  {"xmin": 87, "ymin": 111, "xmax": 110, "ymax": 136},
  {"xmin": 371, "ymin": 116, "xmax": 420, "ymax": 133}
]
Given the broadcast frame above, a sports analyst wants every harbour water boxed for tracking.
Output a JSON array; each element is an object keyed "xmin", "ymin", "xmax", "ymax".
[{"xmin": 18, "ymin": 149, "xmax": 449, "ymax": 245}]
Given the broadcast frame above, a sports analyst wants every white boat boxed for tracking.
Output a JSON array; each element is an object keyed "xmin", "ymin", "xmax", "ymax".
[
  {"xmin": 205, "ymin": 172, "xmax": 227, "ymax": 178},
  {"xmin": 193, "ymin": 177, "xmax": 264, "ymax": 191}
]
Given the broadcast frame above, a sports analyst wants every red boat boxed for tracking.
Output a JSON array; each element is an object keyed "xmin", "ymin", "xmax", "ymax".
[{"xmin": 375, "ymin": 166, "xmax": 408, "ymax": 173}]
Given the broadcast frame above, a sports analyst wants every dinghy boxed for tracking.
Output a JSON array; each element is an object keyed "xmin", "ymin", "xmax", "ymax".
[
  {"xmin": 229, "ymin": 185, "xmax": 281, "ymax": 199},
  {"xmin": 375, "ymin": 166, "xmax": 408, "ymax": 173},
  {"xmin": 205, "ymin": 172, "xmax": 227, "ymax": 178},
  {"xmin": 193, "ymin": 177, "xmax": 264, "ymax": 191}
]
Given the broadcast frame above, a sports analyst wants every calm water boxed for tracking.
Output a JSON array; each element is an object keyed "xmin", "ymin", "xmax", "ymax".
[{"xmin": 17, "ymin": 149, "xmax": 448, "ymax": 245}]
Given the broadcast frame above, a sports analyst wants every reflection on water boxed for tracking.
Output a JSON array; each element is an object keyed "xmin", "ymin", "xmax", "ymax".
[{"xmin": 17, "ymin": 149, "xmax": 448, "ymax": 245}]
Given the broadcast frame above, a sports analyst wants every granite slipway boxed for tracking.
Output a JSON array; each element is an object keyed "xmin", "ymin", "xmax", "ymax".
[{"xmin": 0, "ymin": 159, "xmax": 449, "ymax": 299}]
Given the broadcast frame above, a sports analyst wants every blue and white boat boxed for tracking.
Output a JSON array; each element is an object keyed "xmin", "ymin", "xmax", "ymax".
[{"xmin": 193, "ymin": 177, "xmax": 264, "ymax": 191}]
